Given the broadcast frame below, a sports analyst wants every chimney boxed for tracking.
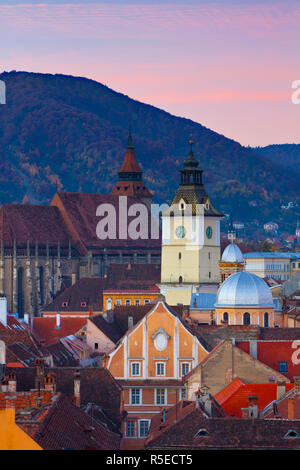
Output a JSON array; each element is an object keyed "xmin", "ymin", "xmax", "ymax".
[
  {"xmin": 34, "ymin": 359, "xmax": 44, "ymax": 392},
  {"xmin": 24, "ymin": 313, "xmax": 29, "ymax": 325},
  {"xmin": 71, "ymin": 273, "xmax": 77, "ymax": 285},
  {"xmin": 127, "ymin": 263, "xmax": 131, "ymax": 270},
  {"xmin": 294, "ymin": 377, "xmax": 300, "ymax": 394},
  {"xmin": 277, "ymin": 380, "xmax": 286, "ymax": 400},
  {"xmin": 0, "ymin": 295, "xmax": 7, "ymax": 328},
  {"xmin": 44, "ymin": 373, "xmax": 56, "ymax": 393},
  {"xmin": 288, "ymin": 397, "xmax": 295, "ymax": 420},
  {"xmin": 128, "ymin": 315, "xmax": 134, "ymax": 330},
  {"xmin": 195, "ymin": 386, "xmax": 212, "ymax": 416},
  {"xmin": 34, "ymin": 395, "xmax": 43, "ymax": 409},
  {"xmin": 56, "ymin": 313, "xmax": 61, "ymax": 329},
  {"xmin": 1, "ymin": 377, "xmax": 8, "ymax": 392},
  {"xmin": 89, "ymin": 306, "xmax": 93, "ymax": 317},
  {"xmin": 74, "ymin": 370, "xmax": 81, "ymax": 407},
  {"xmin": 8, "ymin": 372, "xmax": 16, "ymax": 393},
  {"xmin": 248, "ymin": 395, "xmax": 258, "ymax": 418}
]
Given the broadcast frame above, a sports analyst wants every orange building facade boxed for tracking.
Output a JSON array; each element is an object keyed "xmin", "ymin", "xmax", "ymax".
[{"xmin": 104, "ymin": 300, "xmax": 208, "ymax": 449}]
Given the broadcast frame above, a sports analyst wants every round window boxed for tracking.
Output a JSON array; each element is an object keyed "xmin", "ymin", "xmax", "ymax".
[{"xmin": 154, "ymin": 332, "xmax": 168, "ymax": 351}]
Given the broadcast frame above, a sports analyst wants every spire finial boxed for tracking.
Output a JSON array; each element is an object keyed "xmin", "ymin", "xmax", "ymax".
[{"xmin": 127, "ymin": 122, "xmax": 134, "ymax": 149}]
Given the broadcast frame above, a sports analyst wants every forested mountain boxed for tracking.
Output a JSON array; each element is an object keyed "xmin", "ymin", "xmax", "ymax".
[
  {"xmin": 0, "ymin": 71, "xmax": 299, "ymax": 230},
  {"xmin": 253, "ymin": 144, "xmax": 300, "ymax": 176}
]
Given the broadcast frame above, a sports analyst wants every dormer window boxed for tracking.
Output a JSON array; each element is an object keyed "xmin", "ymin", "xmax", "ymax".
[
  {"xmin": 284, "ymin": 430, "xmax": 300, "ymax": 439},
  {"xmin": 62, "ymin": 301, "xmax": 68, "ymax": 307},
  {"xmin": 195, "ymin": 429, "xmax": 209, "ymax": 437},
  {"xmin": 80, "ymin": 302, "xmax": 87, "ymax": 308}
]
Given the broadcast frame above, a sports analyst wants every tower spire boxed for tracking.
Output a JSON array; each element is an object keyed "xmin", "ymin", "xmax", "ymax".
[{"xmin": 127, "ymin": 122, "xmax": 134, "ymax": 149}]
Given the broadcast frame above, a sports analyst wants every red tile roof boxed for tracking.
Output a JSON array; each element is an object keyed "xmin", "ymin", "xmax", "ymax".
[
  {"xmin": 17, "ymin": 394, "xmax": 121, "ymax": 450},
  {"xmin": 43, "ymin": 277, "xmax": 105, "ymax": 314},
  {"xmin": 32, "ymin": 317, "xmax": 87, "ymax": 346},
  {"xmin": 104, "ymin": 263, "xmax": 161, "ymax": 291},
  {"xmin": 214, "ymin": 379, "xmax": 294, "ymax": 417},
  {"xmin": 0, "ymin": 204, "xmax": 72, "ymax": 248}
]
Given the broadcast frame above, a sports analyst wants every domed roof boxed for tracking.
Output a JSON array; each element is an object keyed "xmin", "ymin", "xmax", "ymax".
[
  {"xmin": 216, "ymin": 272, "xmax": 274, "ymax": 308},
  {"xmin": 221, "ymin": 243, "xmax": 244, "ymax": 263}
]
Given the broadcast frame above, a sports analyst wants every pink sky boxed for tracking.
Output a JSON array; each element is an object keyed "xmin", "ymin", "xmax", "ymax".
[{"xmin": 1, "ymin": 0, "xmax": 299, "ymax": 146}]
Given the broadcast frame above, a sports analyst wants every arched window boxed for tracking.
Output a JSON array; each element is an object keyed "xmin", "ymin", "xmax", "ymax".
[
  {"xmin": 264, "ymin": 312, "xmax": 269, "ymax": 328},
  {"xmin": 179, "ymin": 276, "xmax": 183, "ymax": 284},
  {"xmin": 179, "ymin": 252, "xmax": 181, "ymax": 260},
  {"xmin": 17, "ymin": 267, "xmax": 24, "ymax": 317},
  {"xmin": 243, "ymin": 312, "xmax": 251, "ymax": 325},
  {"xmin": 223, "ymin": 312, "xmax": 229, "ymax": 323}
]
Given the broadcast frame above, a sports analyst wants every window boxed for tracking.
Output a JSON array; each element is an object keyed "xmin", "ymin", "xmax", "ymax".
[
  {"xmin": 62, "ymin": 301, "xmax": 68, "ymax": 307},
  {"xmin": 80, "ymin": 301, "xmax": 87, "ymax": 308},
  {"xmin": 156, "ymin": 363, "xmax": 165, "ymax": 376},
  {"xmin": 126, "ymin": 421, "xmax": 135, "ymax": 437},
  {"xmin": 181, "ymin": 363, "xmax": 190, "ymax": 376},
  {"xmin": 278, "ymin": 361, "xmax": 288, "ymax": 373},
  {"xmin": 131, "ymin": 389, "xmax": 141, "ymax": 405},
  {"xmin": 264, "ymin": 312, "xmax": 269, "ymax": 328},
  {"xmin": 179, "ymin": 276, "xmax": 183, "ymax": 284},
  {"xmin": 135, "ymin": 299, "xmax": 140, "ymax": 306},
  {"xmin": 223, "ymin": 312, "xmax": 229, "ymax": 323},
  {"xmin": 139, "ymin": 420, "xmax": 150, "ymax": 438},
  {"xmin": 208, "ymin": 272, "xmax": 211, "ymax": 278},
  {"xmin": 196, "ymin": 429, "xmax": 209, "ymax": 437},
  {"xmin": 131, "ymin": 363, "xmax": 140, "ymax": 376},
  {"xmin": 125, "ymin": 299, "xmax": 131, "ymax": 306},
  {"xmin": 94, "ymin": 343, "xmax": 98, "ymax": 350},
  {"xmin": 180, "ymin": 388, "xmax": 187, "ymax": 400},
  {"xmin": 144, "ymin": 299, "xmax": 150, "ymax": 304},
  {"xmin": 284, "ymin": 429, "xmax": 300, "ymax": 439},
  {"xmin": 243, "ymin": 312, "xmax": 251, "ymax": 325},
  {"xmin": 179, "ymin": 252, "xmax": 182, "ymax": 260},
  {"xmin": 115, "ymin": 299, "xmax": 121, "ymax": 306},
  {"xmin": 156, "ymin": 389, "xmax": 166, "ymax": 405}
]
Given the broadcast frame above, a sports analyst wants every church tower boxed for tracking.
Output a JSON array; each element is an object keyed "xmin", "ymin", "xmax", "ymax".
[
  {"xmin": 159, "ymin": 139, "xmax": 223, "ymax": 306},
  {"xmin": 111, "ymin": 128, "xmax": 152, "ymax": 207}
]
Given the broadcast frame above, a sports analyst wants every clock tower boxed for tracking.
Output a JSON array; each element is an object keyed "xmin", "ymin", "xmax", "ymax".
[{"xmin": 159, "ymin": 139, "xmax": 224, "ymax": 306}]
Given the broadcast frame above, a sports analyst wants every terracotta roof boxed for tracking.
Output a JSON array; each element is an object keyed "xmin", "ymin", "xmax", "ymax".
[
  {"xmin": 118, "ymin": 147, "xmax": 143, "ymax": 174},
  {"xmin": 43, "ymin": 277, "xmax": 105, "ymax": 314},
  {"xmin": 0, "ymin": 389, "xmax": 55, "ymax": 410},
  {"xmin": 104, "ymin": 263, "xmax": 161, "ymax": 291},
  {"xmin": 259, "ymin": 328, "xmax": 300, "ymax": 340},
  {"xmin": 215, "ymin": 378, "xmax": 294, "ymax": 417},
  {"xmin": 261, "ymin": 387, "xmax": 300, "ymax": 419},
  {"xmin": 0, "ymin": 204, "xmax": 72, "ymax": 248},
  {"xmin": 146, "ymin": 413, "xmax": 300, "ymax": 449},
  {"xmin": 89, "ymin": 315, "xmax": 123, "ymax": 344},
  {"xmin": 0, "ymin": 316, "xmax": 42, "ymax": 361},
  {"xmin": 32, "ymin": 317, "xmax": 87, "ymax": 346},
  {"xmin": 46, "ymin": 342, "xmax": 79, "ymax": 367},
  {"xmin": 6, "ymin": 366, "xmax": 122, "ymax": 429},
  {"xmin": 17, "ymin": 394, "xmax": 121, "ymax": 450}
]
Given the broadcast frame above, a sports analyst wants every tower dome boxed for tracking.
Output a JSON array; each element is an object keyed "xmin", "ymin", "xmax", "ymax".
[
  {"xmin": 221, "ymin": 243, "xmax": 243, "ymax": 263},
  {"xmin": 216, "ymin": 271, "xmax": 273, "ymax": 308}
]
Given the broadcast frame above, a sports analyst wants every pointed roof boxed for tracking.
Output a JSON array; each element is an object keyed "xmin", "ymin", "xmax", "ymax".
[{"xmin": 118, "ymin": 129, "xmax": 142, "ymax": 174}]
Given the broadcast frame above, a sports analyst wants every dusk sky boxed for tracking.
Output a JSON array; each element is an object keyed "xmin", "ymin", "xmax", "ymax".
[{"xmin": 1, "ymin": 0, "xmax": 299, "ymax": 146}]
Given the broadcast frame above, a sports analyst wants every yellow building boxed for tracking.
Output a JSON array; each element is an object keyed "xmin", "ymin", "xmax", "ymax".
[
  {"xmin": 159, "ymin": 140, "xmax": 223, "ymax": 306},
  {"xmin": 244, "ymin": 252, "xmax": 300, "ymax": 281},
  {"xmin": 103, "ymin": 289, "xmax": 159, "ymax": 310},
  {"xmin": 0, "ymin": 409, "xmax": 42, "ymax": 450}
]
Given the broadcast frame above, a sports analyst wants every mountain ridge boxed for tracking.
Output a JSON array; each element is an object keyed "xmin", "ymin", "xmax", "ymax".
[{"xmin": 0, "ymin": 70, "xmax": 299, "ymax": 231}]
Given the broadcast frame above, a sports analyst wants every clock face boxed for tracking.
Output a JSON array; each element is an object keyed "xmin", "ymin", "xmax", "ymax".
[
  {"xmin": 206, "ymin": 226, "xmax": 213, "ymax": 239},
  {"xmin": 175, "ymin": 225, "xmax": 186, "ymax": 239}
]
